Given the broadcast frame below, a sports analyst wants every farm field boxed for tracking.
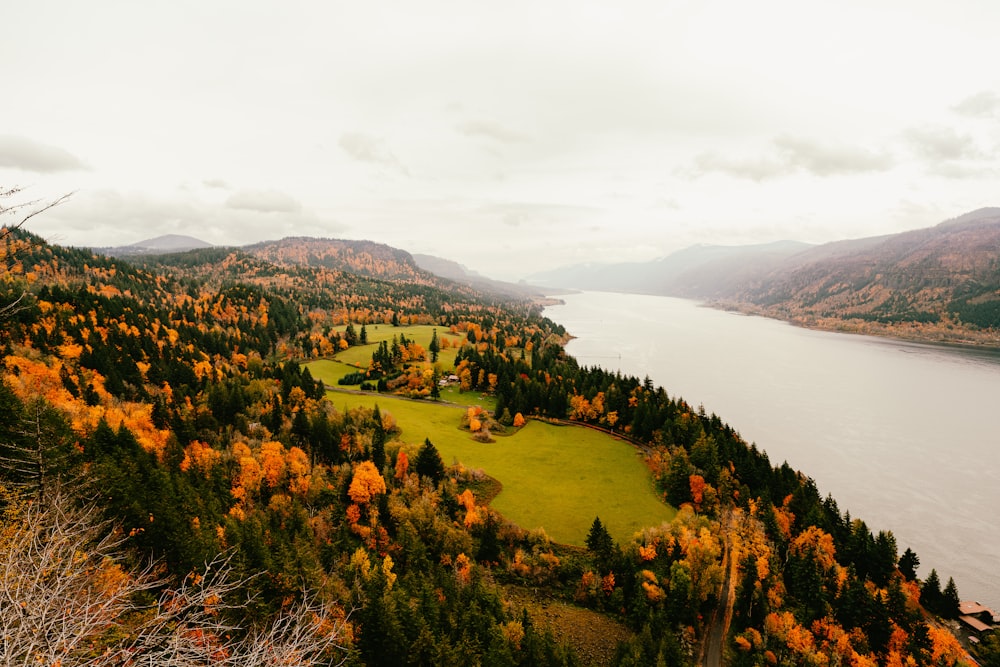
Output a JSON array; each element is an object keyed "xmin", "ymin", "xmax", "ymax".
[{"xmin": 320, "ymin": 388, "xmax": 676, "ymax": 546}]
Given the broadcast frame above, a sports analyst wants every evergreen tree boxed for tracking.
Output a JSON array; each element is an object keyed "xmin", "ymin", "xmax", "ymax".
[
  {"xmin": 429, "ymin": 329, "xmax": 440, "ymax": 362},
  {"xmin": 414, "ymin": 438, "xmax": 445, "ymax": 484},
  {"xmin": 664, "ymin": 448, "xmax": 693, "ymax": 507},
  {"xmin": 476, "ymin": 513, "xmax": 501, "ymax": 564},
  {"xmin": 898, "ymin": 547, "xmax": 920, "ymax": 581},
  {"xmin": 941, "ymin": 577, "xmax": 961, "ymax": 619},
  {"xmin": 371, "ymin": 405, "xmax": 386, "ymax": 470},
  {"xmin": 360, "ymin": 323, "xmax": 368, "ymax": 344},
  {"xmin": 585, "ymin": 516, "xmax": 614, "ymax": 565},
  {"xmin": 920, "ymin": 568, "xmax": 943, "ymax": 614}
]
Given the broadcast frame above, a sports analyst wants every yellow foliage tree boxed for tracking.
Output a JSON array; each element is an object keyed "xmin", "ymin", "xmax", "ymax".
[{"xmin": 348, "ymin": 461, "xmax": 386, "ymax": 505}]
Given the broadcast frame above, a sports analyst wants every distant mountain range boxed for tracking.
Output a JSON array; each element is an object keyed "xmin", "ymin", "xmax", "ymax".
[
  {"xmin": 95, "ymin": 235, "xmax": 553, "ymax": 300},
  {"xmin": 530, "ymin": 207, "xmax": 1000, "ymax": 344},
  {"xmin": 92, "ymin": 208, "xmax": 1000, "ymax": 343},
  {"xmin": 527, "ymin": 240, "xmax": 814, "ymax": 298},
  {"xmin": 95, "ymin": 234, "xmax": 213, "ymax": 256}
]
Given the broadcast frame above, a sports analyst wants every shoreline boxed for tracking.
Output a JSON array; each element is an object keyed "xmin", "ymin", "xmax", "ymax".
[{"xmin": 708, "ymin": 299, "xmax": 1000, "ymax": 353}]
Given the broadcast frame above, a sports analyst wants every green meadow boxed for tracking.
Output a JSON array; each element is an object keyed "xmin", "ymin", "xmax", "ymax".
[
  {"xmin": 325, "ymin": 324, "xmax": 466, "ymax": 372},
  {"xmin": 319, "ymin": 388, "xmax": 676, "ymax": 546}
]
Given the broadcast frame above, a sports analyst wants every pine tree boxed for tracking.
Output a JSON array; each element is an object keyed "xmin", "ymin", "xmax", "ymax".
[
  {"xmin": 898, "ymin": 547, "xmax": 920, "ymax": 581},
  {"xmin": 429, "ymin": 329, "xmax": 440, "ymax": 362},
  {"xmin": 371, "ymin": 405, "xmax": 386, "ymax": 470},
  {"xmin": 921, "ymin": 568, "xmax": 943, "ymax": 614},
  {"xmin": 414, "ymin": 438, "xmax": 444, "ymax": 484},
  {"xmin": 941, "ymin": 577, "xmax": 961, "ymax": 619},
  {"xmin": 585, "ymin": 516, "xmax": 614, "ymax": 565}
]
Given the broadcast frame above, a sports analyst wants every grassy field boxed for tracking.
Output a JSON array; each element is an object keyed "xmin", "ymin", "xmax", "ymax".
[
  {"xmin": 307, "ymin": 327, "xmax": 497, "ymax": 409},
  {"xmin": 321, "ymin": 389, "xmax": 676, "ymax": 546},
  {"xmin": 326, "ymin": 324, "xmax": 466, "ymax": 372}
]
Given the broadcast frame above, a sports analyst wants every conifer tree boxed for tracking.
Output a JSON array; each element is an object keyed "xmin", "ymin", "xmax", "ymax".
[
  {"xmin": 414, "ymin": 438, "xmax": 444, "ymax": 484},
  {"xmin": 941, "ymin": 577, "xmax": 961, "ymax": 619}
]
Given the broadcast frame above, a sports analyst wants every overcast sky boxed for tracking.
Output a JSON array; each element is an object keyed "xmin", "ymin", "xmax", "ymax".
[{"xmin": 4, "ymin": 0, "xmax": 999, "ymax": 280}]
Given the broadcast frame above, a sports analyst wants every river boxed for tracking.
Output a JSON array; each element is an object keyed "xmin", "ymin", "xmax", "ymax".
[{"xmin": 544, "ymin": 290, "xmax": 1000, "ymax": 610}]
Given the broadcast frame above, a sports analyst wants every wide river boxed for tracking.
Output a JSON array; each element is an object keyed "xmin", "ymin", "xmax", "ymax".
[{"xmin": 545, "ymin": 290, "xmax": 1000, "ymax": 610}]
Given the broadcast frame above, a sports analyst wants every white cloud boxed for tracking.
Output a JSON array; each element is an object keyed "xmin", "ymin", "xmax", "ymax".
[
  {"xmin": 953, "ymin": 90, "xmax": 1000, "ymax": 118},
  {"xmin": 687, "ymin": 136, "xmax": 894, "ymax": 181},
  {"xmin": 772, "ymin": 136, "xmax": 894, "ymax": 177},
  {"xmin": 455, "ymin": 120, "xmax": 529, "ymax": 144},
  {"xmin": 226, "ymin": 189, "xmax": 302, "ymax": 214},
  {"xmin": 338, "ymin": 132, "xmax": 409, "ymax": 175},
  {"xmin": 39, "ymin": 188, "xmax": 345, "ymax": 249},
  {"xmin": 686, "ymin": 152, "xmax": 789, "ymax": 182},
  {"xmin": 903, "ymin": 125, "xmax": 984, "ymax": 162},
  {"xmin": 0, "ymin": 135, "xmax": 88, "ymax": 173}
]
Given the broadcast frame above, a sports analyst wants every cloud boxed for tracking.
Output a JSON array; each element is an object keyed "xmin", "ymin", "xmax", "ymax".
[
  {"xmin": 903, "ymin": 125, "xmax": 983, "ymax": 161},
  {"xmin": 0, "ymin": 135, "xmax": 88, "ymax": 173},
  {"xmin": 455, "ymin": 120, "xmax": 528, "ymax": 144},
  {"xmin": 338, "ymin": 132, "xmax": 408, "ymax": 174},
  {"xmin": 202, "ymin": 178, "xmax": 231, "ymax": 190},
  {"xmin": 686, "ymin": 136, "xmax": 893, "ymax": 181},
  {"xmin": 687, "ymin": 152, "xmax": 788, "ymax": 182},
  {"xmin": 772, "ymin": 136, "xmax": 894, "ymax": 176},
  {"xmin": 40, "ymin": 188, "xmax": 345, "ymax": 249},
  {"xmin": 225, "ymin": 188, "xmax": 302, "ymax": 213},
  {"xmin": 478, "ymin": 202, "xmax": 601, "ymax": 228},
  {"xmin": 953, "ymin": 90, "xmax": 1000, "ymax": 118}
]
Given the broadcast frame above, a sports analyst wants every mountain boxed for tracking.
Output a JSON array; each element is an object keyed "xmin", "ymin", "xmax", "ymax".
[
  {"xmin": 412, "ymin": 252, "xmax": 562, "ymax": 299},
  {"xmin": 527, "ymin": 240, "xmax": 812, "ymax": 297},
  {"xmin": 530, "ymin": 208, "xmax": 1000, "ymax": 345},
  {"xmin": 96, "ymin": 234, "xmax": 213, "ymax": 256},
  {"xmin": 243, "ymin": 236, "xmax": 433, "ymax": 284},
  {"xmin": 732, "ymin": 208, "xmax": 1000, "ymax": 338}
]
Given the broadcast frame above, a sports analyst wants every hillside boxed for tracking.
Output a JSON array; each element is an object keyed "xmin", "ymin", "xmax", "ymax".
[
  {"xmin": 729, "ymin": 208, "xmax": 1000, "ymax": 343},
  {"xmin": 532, "ymin": 208, "xmax": 1000, "ymax": 346},
  {"xmin": 527, "ymin": 241, "xmax": 812, "ymax": 297},
  {"xmin": 413, "ymin": 252, "xmax": 559, "ymax": 300},
  {"xmin": 244, "ymin": 236, "xmax": 437, "ymax": 285},
  {"xmin": 95, "ymin": 233, "xmax": 214, "ymax": 256},
  {"xmin": 0, "ymin": 224, "xmax": 982, "ymax": 665}
]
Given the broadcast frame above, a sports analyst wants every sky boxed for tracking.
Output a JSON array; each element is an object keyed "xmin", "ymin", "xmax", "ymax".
[{"xmin": 3, "ymin": 0, "xmax": 999, "ymax": 281}]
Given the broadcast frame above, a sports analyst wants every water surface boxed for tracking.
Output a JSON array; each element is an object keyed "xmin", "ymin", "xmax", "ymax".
[{"xmin": 546, "ymin": 291, "xmax": 1000, "ymax": 609}]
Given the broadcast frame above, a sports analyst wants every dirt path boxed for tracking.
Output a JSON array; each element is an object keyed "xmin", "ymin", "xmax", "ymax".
[{"xmin": 702, "ymin": 514, "xmax": 737, "ymax": 667}]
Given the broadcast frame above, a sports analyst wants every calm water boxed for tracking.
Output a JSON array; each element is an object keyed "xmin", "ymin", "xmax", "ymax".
[{"xmin": 545, "ymin": 291, "xmax": 1000, "ymax": 609}]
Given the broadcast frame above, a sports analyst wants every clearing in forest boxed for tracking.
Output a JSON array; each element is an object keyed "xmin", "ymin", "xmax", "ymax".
[{"xmin": 319, "ymin": 388, "xmax": 676, "ymax": 546}]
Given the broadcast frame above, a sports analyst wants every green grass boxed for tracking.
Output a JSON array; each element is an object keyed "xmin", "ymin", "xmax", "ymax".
[
  {"xmin": 307, "ymin": 359, "xmax": 363, "ymax": 386},
  {"xmin": 329, "ymin": 324, "xmax": 465, "ymax": 371},
  {"xmin": 324, "ymin": 390, "xmax": 676, "ymax": 546}
]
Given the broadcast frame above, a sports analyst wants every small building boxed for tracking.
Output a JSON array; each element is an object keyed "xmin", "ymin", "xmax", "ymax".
[{"xmin": 959, "ymin": 601, "xmax": 997, "ymax": 637}]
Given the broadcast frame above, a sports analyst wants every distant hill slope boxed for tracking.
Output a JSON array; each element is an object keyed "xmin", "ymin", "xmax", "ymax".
[
  {"xmin": 734, "ymin": 208, "xmax": 1000, "ymax": 332},
  {"xmin": 530, "ymin": 207, "xmax": 1000, "ymax": 344},
  {"xmin": 412, "ymin": 253, "xmax": 559, "ymax": 299},
  {"xmin": 527, "ymin": 240, "xmax": 812, "ymax": 297},
  {"xmin": 243, "ymin": 237, "xmax": 435, "ymax": 284},
  {"xmin": 96, "ymin": 234, "xmax": 213, "ymax": 256}
]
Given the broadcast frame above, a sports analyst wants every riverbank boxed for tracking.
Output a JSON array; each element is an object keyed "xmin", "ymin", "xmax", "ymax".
[
  {"xmin": 709, "ymin": 300, "xmax": 1000, "ymax": 350},
  {"xmin": 547, "ymin": 290, "xmax": 1000, "ymax": 613}
]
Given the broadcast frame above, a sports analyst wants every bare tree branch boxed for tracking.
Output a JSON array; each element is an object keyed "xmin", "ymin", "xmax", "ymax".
[
  {"xmin": 0, "ymin": 487, "xmax": 353, "ymax": 666},
  {"xmin": 0, "ymin": 187, "xmax": 74, "ymax": 320}
]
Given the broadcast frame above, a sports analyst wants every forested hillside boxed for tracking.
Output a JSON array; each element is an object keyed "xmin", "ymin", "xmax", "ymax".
[
  {"xmin": 0, "ymin": 217, "xmax": 986, "ymax": 665},
  {"xmin": 726, "ymin": 207, "xmax": 1000, "ymax": 345},
  {"xmin": 532, "ymin": 208, "xmax": 1000, "ymax": 347}
]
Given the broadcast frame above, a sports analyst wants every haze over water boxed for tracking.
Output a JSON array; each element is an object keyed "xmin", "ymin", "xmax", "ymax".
[{"xmin": 546, "ymin": 290, "xmax": 1000, "ymax": 610}]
